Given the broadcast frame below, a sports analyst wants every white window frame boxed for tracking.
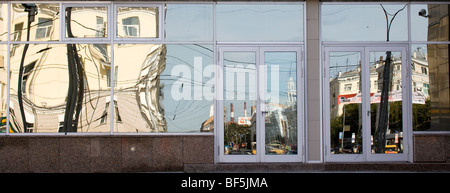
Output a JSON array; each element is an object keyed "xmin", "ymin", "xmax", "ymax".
[
  {"xmin": 323, "ymin": 45, "xmax": 410, "ymax": 163},
  {"xmin": 217, "ymin": 45, "xmax": 305, "ymax": 163}
]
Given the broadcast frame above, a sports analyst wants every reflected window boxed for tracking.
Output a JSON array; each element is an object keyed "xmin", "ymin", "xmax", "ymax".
[
  {"xmin": 36, "ymin": 18, "xmax": 53, "ymax": 39},
  {"xmin": 95, "ymin": 16, "xmax": 105, "ymax": 37},
  {"xmin": 122, "ymin": 17, "xmax": 140, "ymax": 37}
]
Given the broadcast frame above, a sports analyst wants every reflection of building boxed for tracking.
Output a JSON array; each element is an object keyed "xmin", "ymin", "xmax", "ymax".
[
  {"xmin": 427, "ymin": 4, "xmax": 450, "ymax": 131},
  {"xmin": 287, "ymin": 76, "xmax": 296, "ymax": 107},
  {"xmin": 200, "ymin": 104, "xmax": 214, "ymax": 132},
  {"xmin": 330, "ymin": 53, "xmax": 430, "ymax": 118},
  {"xmin": 411, "ymin": 47, "xmax": 430, "ymax": 100},
  {"xmin": 7, "ymin": 4, "xmax": 166, "ymax": 133},
  {"xmin": 264, "ymin": 103, "xmax": 297, "ymax": 152}
]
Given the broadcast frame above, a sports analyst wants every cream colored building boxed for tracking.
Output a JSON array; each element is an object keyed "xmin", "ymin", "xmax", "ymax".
[{"xmin": 7, "ymin": 4, "xmax": 165, "ymax": 133}]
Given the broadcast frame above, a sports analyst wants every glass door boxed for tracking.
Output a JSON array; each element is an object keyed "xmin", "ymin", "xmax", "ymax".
[
  {"xmin": 366, "ymin": 47, "xmax": 409, "ymax": 162},
  {"xmin": 218, "ymin": 46, "xmax": 303, "ymax": 163},
  {"xmin": 324, "ymin": 46, "xmax": 409, "ymax": 162},
  {"xmin": 324, "ymin": 47, "xmax": 365, "ymax": 162},
  {"xmin": 218, "ymin": 46, "xmax": 259, "ymax": 162}
]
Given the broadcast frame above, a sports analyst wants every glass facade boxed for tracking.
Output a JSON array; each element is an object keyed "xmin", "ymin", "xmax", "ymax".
[
  {"xmin": 0, "ymin": 2, "xmax": 304, "ymax": 135},
  {"xmin": 410, "ymin": 4, "xmax": 450, "ymax": 132},
  {"xmin": 322, "ymin": 2, "xmax": 449, "ymax": 162},
  {"xmin": 0, "ymin": 0, "xmax": 447, "ymax": 166},
  {"xmin": 1, "ymin": 2, "xmax": 217, "ymax": 134}
]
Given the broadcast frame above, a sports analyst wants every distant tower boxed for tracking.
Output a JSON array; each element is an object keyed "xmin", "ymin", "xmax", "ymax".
[
  {"xmin": 230, "ymin": 103, "xmax": 234, "ymax": 122},
  {"xmin": 244, "ymin": 102, "xmax": 247, "ymax": 117},
  {"xmin": 287, "ymin": 77, "xmax": 296, "ymax": 106}
]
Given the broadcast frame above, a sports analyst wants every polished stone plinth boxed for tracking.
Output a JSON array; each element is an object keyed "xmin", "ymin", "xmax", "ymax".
[{"xmin": 0, "ymin": 135, "xmax": 214, "ymax": 173}]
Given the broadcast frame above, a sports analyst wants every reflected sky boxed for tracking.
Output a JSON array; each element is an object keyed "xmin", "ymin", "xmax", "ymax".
[
  {"xmin": 165, "ymin": 4, "xmax": 213, "ymax": 41},
  {"xmin": 217, "ymin": 4, "xmax": 303, "ymax": 42},
  {"xmin": 322, "ymin": 4, "xmax": 408, "ymax": 41}
]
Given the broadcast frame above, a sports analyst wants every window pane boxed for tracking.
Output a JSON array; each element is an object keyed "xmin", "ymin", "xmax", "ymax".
[
  {"xmin": 412, "ymin": 44, "xmax": 450, "ymax": 132},
  {"xmin": 165, "ymin": 4, "xmax": 213, "ymax": 42},
  {"xmin": 223, "ymin": 51, "xmax": 257, "ymax": 155},
  {"xmin": 113, "ymin": 44, "xmax": 214, "ymax": 133},
  {"xmin": 412, "ymin": 4, "xmax": 450, "ymax": 42},
  {"xmin": 0, "ymin": 4, "xmax": 8, "ymax": 41},
  {"xmin": 370, "ymin": 51, "xmax": 404, "ymax": 154},
  {"xmin": 217, "ymin": 4, "xmax": 303, "ymax": 42},
  {"xmin": 264, "ymin": 51, "xmax": 298, "ymax": 155},
  {"xmin": 9, "ymin": 44, "xmax": 110, "ymax": 133},
  {"xmin": 117, "ymin": 6, "xmax": 159, "ymax": 38},
  {"xmin": 328, "ymin": 51, "xmax": 363, "ymax": 154},
  {"xmin": 66, "ymin": 6, "xmax": 108, "ymax": 38},
  {"xmin": 11, "ymin": 4, "xmax": 59, "ymax": 41},
  {"xmin": 0, "ymin": 44, "xmax": 6, "ymax": 133},
  {"xmin": 322, "ymin": 4, "xmax": 407, "ymax": 42}
]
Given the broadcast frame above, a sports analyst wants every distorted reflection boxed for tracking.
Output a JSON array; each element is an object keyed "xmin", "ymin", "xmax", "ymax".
[
  {"xmin": 411, "ymin": 4, "xmax": 450, "ymax": 132},
  {"xmin": 9, "ymin": 44, "xmax": 110, "ymax": 133},
  {"xmin": 223, "ymin": 51, "xmax": 257, "ymax": 155},
  {"xmin": 11, "ymin": 4, "xmax": 59, "ymax": 41},
  {"xmin": 66, "ymin": 6, "xmax": 108, "ymax": 38},
  {"xmin": 8, "ymin": 43, "xmax": 215, "ymax": 133},
  {"xmin": 264, "ymin": 52, "xmax": 298, "ymax": 155},
  {"xmin": 329, "ymin": 51, "xmax": 363, "ymax": 154},
  {"xmin": 116, "ymin": 6, "xmax": 159, "ymax": 38},
  {"xmin": 0, "ymin": 4, "xmax": 6, "ymax": 41},
  {"xmin": 370, "ymin": 51, "xmax": 403, "ymax": 154},
  {"xmin": 114, "ymin": 44, "xmax": 214, "ymax": 133},
  {"xmin": 0, "ymin": 45, "xmax": 7, "ymax": 132}
]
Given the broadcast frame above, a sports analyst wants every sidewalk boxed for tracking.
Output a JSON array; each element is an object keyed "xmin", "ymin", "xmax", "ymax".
[{"xmin": 184, "ymin": 163, "xmax": 450, "ymax": 173}]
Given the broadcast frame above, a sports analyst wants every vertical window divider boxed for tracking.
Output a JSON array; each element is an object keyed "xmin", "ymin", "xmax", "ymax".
[
  {"xmin": 109, "ymin": 2, "xmax": 115, "ymax": 134},
  {"xmin": 6, "ymin": 2, "xmax": 11, "ymax": 135}
]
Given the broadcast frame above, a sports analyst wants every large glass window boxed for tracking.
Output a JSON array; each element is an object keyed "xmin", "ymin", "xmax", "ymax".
[
  {"xmin": 322, "ymin": 2, "xmax": 450, "ymax": 157},
  {"xmin": 2, "ymin": 2, "xmax": 305, "ymax": 134},
  {"xmin": 411, "ymin": 4, "xmax": 450, "ymax": 132},
  {"xmin": 165, "ymin": 4, "xmax": 213, "ymax": 42},
  {"xmin": 113, "ymin": 44, "xmax": 214, "ymax": 133},
  {"xmin": 216, "ymin": 3, "xmax": 303, "ymax": 42},
  {"xmin": 321, "ymin": 4, "xmax": 408, "ymax": 42},
  {"xmin": 411, "ymin": 44, "xmax": 449, "ymax": 132},
  {"xmin": 9, "ymin": 43, "xmax": 110, "ymax": 133}
]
